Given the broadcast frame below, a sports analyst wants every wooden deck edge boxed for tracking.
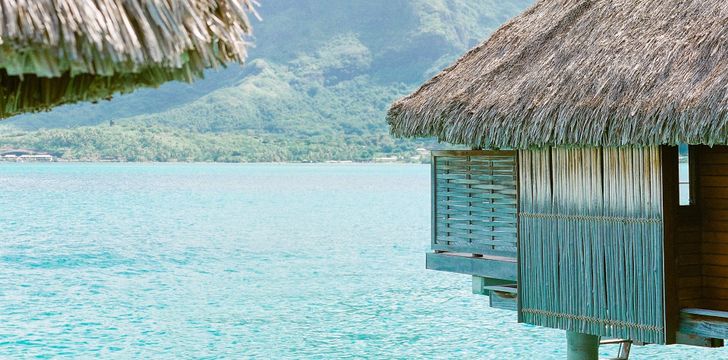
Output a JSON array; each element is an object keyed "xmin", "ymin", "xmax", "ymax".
[
  {"xmin": 678, "ymin": 308, "xmax": 728, "ymax": 344},
  {"xmin": 425, "ymin": 252, "xmax": 517, "ymax": 281}
]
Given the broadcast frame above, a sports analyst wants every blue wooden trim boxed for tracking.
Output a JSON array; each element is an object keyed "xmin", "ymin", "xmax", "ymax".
[
  {"xmin": 431, "ymin": 150, "xmax": 517, "ymax": 157},
  {"xmin": 484, "ymin": 284, "xmax": 518, "ymax": 311},
  {"xmin": 490, "ymin": 292, "xmax": 517, "ymax": 312},
  {"xmin": 431, "ymin": 243, "xmax": 516, "ymax": 258},
  {"xmin": 483, "ymin": 285, "xmax": 517, "ymax": 294},
  {"xmin": 682, "ymin": 308, "xmax": 728, "ymax": 318},
  {"xmin": 679, "ymin": 308, "xmax": 728, "ymax": 340},
  {"xmin": 425, "ymin": 252, "xmax": 517, "ymax": 281}
]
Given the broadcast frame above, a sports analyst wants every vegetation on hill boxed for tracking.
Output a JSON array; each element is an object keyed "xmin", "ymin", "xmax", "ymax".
[
  {"xmin": 0, "ymin": 123, "xmax": 427, "ymax": 162},
  {"xmin": 0, "ymin": 0, "xmax": 532, "ymax": 162}
]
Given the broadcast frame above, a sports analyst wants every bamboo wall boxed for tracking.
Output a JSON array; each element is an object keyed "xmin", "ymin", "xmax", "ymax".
[{"xmin": 519, "ymin": 146, "xmax": 666, "ymax": 344}]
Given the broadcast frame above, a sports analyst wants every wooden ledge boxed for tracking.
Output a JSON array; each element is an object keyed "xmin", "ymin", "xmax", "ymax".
[
  {"xmin": 425, "ymin": 252, "xmax": 517, "ymax": 281},
  {"xmin": 679, "ymin": 308, "xmax": 728, "ymax": 342},
  {"xmin": 682, "ymin": 308, "xmax": 728, "ymax": 318},
  {"xmin": 483, "ymin": 284, "xmax": 517, "ymax": 294}
]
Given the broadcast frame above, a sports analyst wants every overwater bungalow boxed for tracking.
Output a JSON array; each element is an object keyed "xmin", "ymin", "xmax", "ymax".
[
  {"xmin": 0, "ymin": 1, "xmax": 257, "ymax": 118},
  {"xmin": 388, "ymin": 1, "xmax": 728, "ymax": 359}
]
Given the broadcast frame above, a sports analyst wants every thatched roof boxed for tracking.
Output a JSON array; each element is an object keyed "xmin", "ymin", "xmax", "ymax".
[
  {"xmin": 0, "ymin": 0, "xmax": 258, "ymax": 118},
  {"xmin": 388, "ymin": 0, "xmax": 728, "ymax": 148}
]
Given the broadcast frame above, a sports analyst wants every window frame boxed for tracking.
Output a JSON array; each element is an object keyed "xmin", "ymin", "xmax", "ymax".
[{"xmin": 678, "ymin": 144, "xmax": 697, "ymax": 208}]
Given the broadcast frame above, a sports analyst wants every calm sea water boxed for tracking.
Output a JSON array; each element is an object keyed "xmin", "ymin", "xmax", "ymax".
[{"xmin": 0, "ymin": 163, "xmax": 724, "ymax": 359}]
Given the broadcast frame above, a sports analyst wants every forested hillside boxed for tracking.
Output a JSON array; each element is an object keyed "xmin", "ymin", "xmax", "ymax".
[{"xmin": 0, "ymin": 0, "xmax": 532, "ymax": 162}]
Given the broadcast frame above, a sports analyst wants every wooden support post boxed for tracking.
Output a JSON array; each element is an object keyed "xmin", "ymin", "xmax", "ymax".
[
  {"xmin": 472, "ymin": 276, "xmax": 486, "ymax": 295},
  {"xmin": 567, "ymin": 331, "xmax": 599, "ymax": 360},
  {"xmin": 661, "ymin": 145, "xmax": 679, "ymax": 344}
]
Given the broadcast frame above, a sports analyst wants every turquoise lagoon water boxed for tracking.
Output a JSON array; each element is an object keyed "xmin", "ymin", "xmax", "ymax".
[{"xmin": 0, "ymin": 163, "xmax": 725, "ymax": 359}]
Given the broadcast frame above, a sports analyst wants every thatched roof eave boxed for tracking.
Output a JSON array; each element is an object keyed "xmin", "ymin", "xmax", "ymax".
[
  {"xmin": 387, "ymin": 0, "xmax": 728, "ymax": 148},
  {"xmin": 0, "ymin": 0, "xmax": 259, "ymax": 118}
]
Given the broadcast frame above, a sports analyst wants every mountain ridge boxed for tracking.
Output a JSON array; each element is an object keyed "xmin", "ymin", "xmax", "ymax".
[{"xmin": 0, "ymin": 0, "xmax": 533, "ymax": 162}]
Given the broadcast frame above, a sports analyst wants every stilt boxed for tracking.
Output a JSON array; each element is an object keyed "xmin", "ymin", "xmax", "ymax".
[{"xmin": 567, "ymin": 331, "xmax": 599, "ymax": 360}]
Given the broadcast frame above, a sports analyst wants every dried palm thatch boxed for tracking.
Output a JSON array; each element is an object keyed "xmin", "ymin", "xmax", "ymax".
[
  {"xmin": 388, "ymin": 0, "xmax": 728, "ymax": 148},
  {"xmin": 0, "ymin": 0, "xmax": 259, "ymax": 118}
]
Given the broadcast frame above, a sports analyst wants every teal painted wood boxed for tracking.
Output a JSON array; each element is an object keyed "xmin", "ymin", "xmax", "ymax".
[
  {"xmin": 682, "ymin": 308, "xmax": 728, "ymax": 318},
  {"xmin": 425, "ymin": 252, "xmax": 517, "ymax": 281},
  {"xmin": 472, "ymin": 276, "xmax": 513, "ymax": 295},
  {"xmin": 490, "ymin": 290, "xmax": 518, "ymax": 311},
  {"xmin": 675, "ymin": 332, "xmax": 723, "ymax": 348},
  {"xmin": 518, "ymin": 147, "xmax": 666, "ymax": 344},
  {"xmin": 472, "ymin": 276, "xmax": 487, "ymax": 295},
  {"xmin": 484, "ymin": 284, "xmax": 518, "ymax": 312},
  {"xmin": 433, "ymin": 151, "xmax": 518, "ymax": 257},
  {"xmin": 566, "ymin": 332, "xmax": 600, "ymax": 360},
  {"xmin": 679, "ymin": 308, "xmax": 728, "ymax": 340},
  {"xmin": 484, "ymin": 285, "xmax": 518, "ymax": 293}
]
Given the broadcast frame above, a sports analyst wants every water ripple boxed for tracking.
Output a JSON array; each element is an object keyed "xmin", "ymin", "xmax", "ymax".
[{"xmin": 0, "ymin": 163, "xmax": 724, "ymax": 359}]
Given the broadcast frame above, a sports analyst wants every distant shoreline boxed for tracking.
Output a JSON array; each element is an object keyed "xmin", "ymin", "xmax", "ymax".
[{"xmin": 0, "ymin": 159, "xmax": 429, "ymax": 165}]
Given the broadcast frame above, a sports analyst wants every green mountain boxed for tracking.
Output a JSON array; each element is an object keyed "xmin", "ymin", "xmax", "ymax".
[{"xmin": 0, "ymin": 0, "xmax": 532, "ymax": 162}]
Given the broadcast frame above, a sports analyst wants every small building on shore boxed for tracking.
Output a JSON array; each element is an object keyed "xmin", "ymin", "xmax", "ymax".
[
  {"xmin": 0, "ymin": 149, "xmax": 54, "ymax": 162},
  {"xmin": 19, "ymin": 154, "xmax": 54, "ymax": 162},
  {"xmin": 388, "ymin": 0, "xmax": 728, "ymax": 358}
]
